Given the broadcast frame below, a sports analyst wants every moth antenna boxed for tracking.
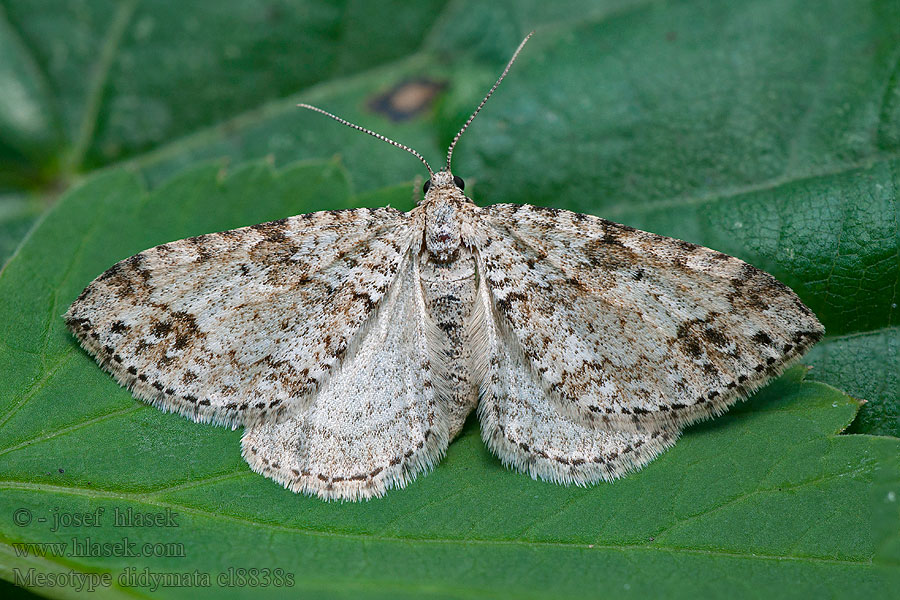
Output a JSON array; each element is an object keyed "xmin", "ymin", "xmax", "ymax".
[
  {"xmin": 298, "ymin": 103, "xmax": 434, "ymax": 177},
  {"xmin": 445, "ymin": 30, "xmax": 535, "ymax": 172}
]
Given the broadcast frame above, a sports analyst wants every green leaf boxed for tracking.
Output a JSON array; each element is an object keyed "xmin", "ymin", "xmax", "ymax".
[
  {"xmin": 805, "ymin": 328, "xmax": 899, "ymax": 435},
  {"xmin": 0, "ymin": 194, "xmax": 42, "ymax": 269},
  {"xmin": 0, "ymin": 163, "xmax": 898, "ymax": 598}
]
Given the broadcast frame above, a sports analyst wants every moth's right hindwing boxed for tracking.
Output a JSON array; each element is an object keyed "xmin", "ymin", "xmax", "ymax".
[{"xmin": 473, "ymin": 274, "xmax": 681, "ymax": 484}]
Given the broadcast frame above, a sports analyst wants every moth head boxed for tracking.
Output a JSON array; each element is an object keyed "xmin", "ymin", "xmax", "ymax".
[{"xmin": 423, "ymin": 171, "xmax": 465, "ymax": 196}]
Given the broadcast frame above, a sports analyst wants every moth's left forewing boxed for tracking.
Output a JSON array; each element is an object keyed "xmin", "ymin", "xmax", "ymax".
[
  {"xmin": 472, "ymin": 203, "xmax": 824, "ymax": 431},
  {"xmin": 65, "ymin": 208, "xmax": 414, "ymax": 428}
]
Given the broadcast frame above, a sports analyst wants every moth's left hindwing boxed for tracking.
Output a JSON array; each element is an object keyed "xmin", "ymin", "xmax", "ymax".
[{"xmin": 241, "ymin": 252, "xmax": 451, "ymax": 500}]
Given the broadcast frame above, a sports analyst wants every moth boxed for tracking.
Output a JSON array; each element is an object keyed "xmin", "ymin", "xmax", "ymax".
[{"xmin": 66, "ymin": 33, "xmax": 823, "ymax": 500}]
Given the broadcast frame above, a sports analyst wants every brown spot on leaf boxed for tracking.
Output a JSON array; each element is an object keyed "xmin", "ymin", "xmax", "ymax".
[{"xmin": 367, "ymin": 78, "xmax": 447, "ymax": 122}]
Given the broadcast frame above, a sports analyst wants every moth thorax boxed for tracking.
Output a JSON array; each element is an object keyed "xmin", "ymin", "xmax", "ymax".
[{"xmin": 424, "ymin": 199, "xmax": 463, "ymax": 262}]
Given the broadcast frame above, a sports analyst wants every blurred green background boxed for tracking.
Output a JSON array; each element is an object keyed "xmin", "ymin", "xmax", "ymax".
[{"xmin": 0, "ymin": 1, "xmax": 898, "ymax": 598}]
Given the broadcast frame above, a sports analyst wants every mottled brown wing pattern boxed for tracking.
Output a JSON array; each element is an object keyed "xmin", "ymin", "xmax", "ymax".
[
  {"xmin": 472, "ymin": 203, "xmax": 824, "ymax": 430},
  {"xmin": 66, "ymin": 208, "xmax": 413, "ymax": 428}
]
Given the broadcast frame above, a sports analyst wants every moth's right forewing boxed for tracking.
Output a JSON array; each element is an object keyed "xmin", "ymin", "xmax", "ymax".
[
  {"xmin": 472, "ymin": 203, "xmax": 823, "ymax": 431},
  {"xmin": 65, "ymin": 208, "xmax": 414, "ymax": 428}
]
